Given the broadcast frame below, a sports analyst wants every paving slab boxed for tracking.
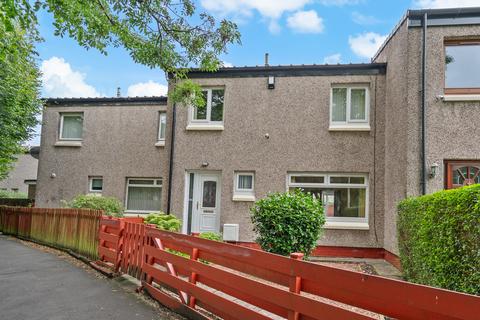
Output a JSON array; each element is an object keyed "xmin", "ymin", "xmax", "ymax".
[{"xmin": 0, "ymin": 235, "xmax": 184, "ymax": 320}]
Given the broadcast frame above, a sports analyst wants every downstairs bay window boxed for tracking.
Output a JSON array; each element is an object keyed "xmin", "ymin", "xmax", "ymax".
[{"xmin": 288, "ymin": 173, "xmax": 369, "ymax": 229}]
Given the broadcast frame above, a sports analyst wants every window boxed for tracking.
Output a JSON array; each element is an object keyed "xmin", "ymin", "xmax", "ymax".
[
  {"xmin": 89, "ymin": 177, "xmax": 103, "ymax": 193},
  {"xmin": 125, "ymin": 178, "xmax": 162, "ymax": 213},
  {"xmin": 59, "ymin": 113, "xmax": 84, "ymax": 140},
  {"xmin": 187, "ymin": 88, "xmax": 225, "ymax": 130},
  {"xmin": 445, "ymin": 161, "xmax": 480, "ymax": 189},
  {"xmin": 330, "ymin": 86, "xmax": 369, "ymax": 130},
  {"xmin": 445, "ymin": 40, "xmax": 480, "ymax": 95},
  {"xmin": 157, "ymin": 112, "xmax": 167, "ymax": 146},
  {"xmin": 233, "ymin": 172, "xmax": 255, "ymax": 201},
  {"xmin": 11, "ymin": 188, "xmax": 19, "ymax": 193},
  {"xmin": 288, "ymin": 173, "xmax": 368, "ymax": 229}
]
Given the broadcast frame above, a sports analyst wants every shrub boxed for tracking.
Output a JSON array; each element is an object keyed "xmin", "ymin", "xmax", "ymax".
[
  {"xmin": 199, "ymin": 232, "xmax": 222, "ymax": 242},
  {"xmin": 0, "ymin": 190, "xmax": 27, "ymax": 199},
  {"xmin": 250, "ymin": 189, "xmax": 325, "ymax": 257},
  {"xmin": 66, "ymin": 194, "xmax": 123, "ymax": 217},
  {"xmin": 398, "ymin": 185, "xmax": 480, "ymax": 295},
  {"xmin": 144, "ymin": 213, "xmax": 182, "ymax": 232}
]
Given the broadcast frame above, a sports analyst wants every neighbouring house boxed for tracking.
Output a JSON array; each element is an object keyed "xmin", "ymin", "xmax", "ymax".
[
  {"xmin": 0, "ymin": 149, "xmax": 39, "ymax": 198},
  {"xmin": 36, "ymin": 7, "xmax": 480, "ymax": 256}
]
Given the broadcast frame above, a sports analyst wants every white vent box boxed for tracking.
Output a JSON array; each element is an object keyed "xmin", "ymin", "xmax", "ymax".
[{"xmin": 223, "ymin": 224, "xmax": 239, "ymax": 242}]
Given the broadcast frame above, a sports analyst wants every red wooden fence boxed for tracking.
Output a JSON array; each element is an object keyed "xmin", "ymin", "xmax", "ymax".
[{"xmin": 97, "ymin": 218, "xmax": 480, "ymax": 320}]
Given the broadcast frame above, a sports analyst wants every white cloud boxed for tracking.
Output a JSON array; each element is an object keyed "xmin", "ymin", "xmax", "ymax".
[
  {"xmin": 351, "ymin": 12, "xmax": 381, "ymax": 25},
  {"xmin": 287, "ymin": 10, "xmax": 324, "ymax": 33},
  {"xmin": 349, "ymin": 32, "xmax": 387, "ymax": 59},
  {"xmin": 414, "ymin": 0, "xmax": 480, "ymax": 8},
  {"xmin": 319, "ymin": 0, "xmax": 361, "ymax": 5},
  {"xmin": 222, "ymin": 61, "xmax": 234, "ymax": 67},
  {"xmin": 200, "ymin": 0, "xmax": 311, "ymax": 33},
  {"xmin": 323, "ymin": 53, "xmax": 342, "ymax": 64},
  {"xmin": 127, "ymin": 81, "xmax": 168, "ymax": 97},
  {"xmin": 40, "ymin": 57, "xmax": 101, "ymax": 98}
]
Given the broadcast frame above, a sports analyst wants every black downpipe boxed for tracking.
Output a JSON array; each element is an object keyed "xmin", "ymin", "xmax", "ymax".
[
  {"xmin": 166, "ymin": 102, "xmax": 176, "ymax": 214},
  {"xmin": 420, "ymin": 13, "xmax": 428, "ymax": 195}
]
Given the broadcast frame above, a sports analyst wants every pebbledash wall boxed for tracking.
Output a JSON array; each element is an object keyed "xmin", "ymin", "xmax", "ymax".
[
  {"xmin": 36, "ymin": 7, "xmax": 480, "ymax": 254},
  {"xmin": 36, "ymin": 97, "xmax": 169, "ymax": 209}
]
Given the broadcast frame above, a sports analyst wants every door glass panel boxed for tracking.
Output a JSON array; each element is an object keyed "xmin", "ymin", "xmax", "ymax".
[{"xmin": 202, "ymin": 180, "xmax": 217, "ymax": 208}]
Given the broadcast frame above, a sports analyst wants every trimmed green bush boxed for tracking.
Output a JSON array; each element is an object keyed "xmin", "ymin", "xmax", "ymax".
[
  {"xmin": 398, "ymin": 185, "xmax": 480, "ymax": 295},
  {"xmin": 66, "ymin": 194, "xmax": 123, "ymax": 217},
  {"xmin": 199, "ymin": 232, "xmax": 222, "ymax": 242},
  {"xmin": 0, "ymin": 190, "xmax": 27, "ymax": 198},
  {"xmin": 144, "ymin": 213, "xmax": 182, "ymax": 232},
  {"xmin": 250, "ymin": 189, "xmax": 325, "ymax": 257}
]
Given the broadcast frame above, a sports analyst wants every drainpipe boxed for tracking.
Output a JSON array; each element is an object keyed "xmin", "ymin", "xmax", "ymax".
[
  {"xmin": 420, "ymin": 13, "xmax": 428, "ymax": 195},
  {"xmin": 166, "ymin": 102, "xmax": 176, "ymax": 214}
]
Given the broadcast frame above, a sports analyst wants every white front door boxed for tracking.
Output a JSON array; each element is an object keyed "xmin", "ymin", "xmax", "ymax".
[{"xmin": 191, "ymin": 173, "xmax": 221, "ymax": 233}]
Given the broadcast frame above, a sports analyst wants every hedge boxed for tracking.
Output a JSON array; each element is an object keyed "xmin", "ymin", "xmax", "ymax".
[{"xmin": 397, "ymin": 184, "xmax": 480, "ymax": 295}]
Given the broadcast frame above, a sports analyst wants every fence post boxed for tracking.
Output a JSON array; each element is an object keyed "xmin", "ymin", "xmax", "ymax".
[
  {"xmin": 188, "ymin": 232, "xmax": 200, "ymax": 308},
  {"xmin": 288, "ymin": 252, "xmax": 304, "ymax": 320}
]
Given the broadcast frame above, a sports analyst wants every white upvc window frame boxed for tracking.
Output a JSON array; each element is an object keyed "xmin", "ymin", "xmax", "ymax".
[
  {"xmin": 329, "ymin": 85, "xmax": 370, "ymax": 131},
  {"xmin": 59, "ymin": 112, "xmax": 84, "ymax": 141},
  {"xmin": 89, "ymin": 176, "xmax": 103, "ymax": 193},
  {"xmin": 156, "ymin": 112, "xmax": 167, "ymax": 146},
  {"xmin": 124, "ymin": 178, "xmax": 163, "ymax": 214},
  {"xmin": 187, "ymin": 87, "xmax": 225, "ymax": 130},
  {"xmin": 233, "ymin": 172, "xmax": 255, "ymax": 201},
  {"xmin": 287, "ymin": 172, "xmax": 369, "ymax": 230}
]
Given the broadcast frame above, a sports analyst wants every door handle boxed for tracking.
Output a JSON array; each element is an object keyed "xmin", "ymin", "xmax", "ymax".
[{"xmin": 196, "ymin": 201, "xmax": 199, "ymax": 210}]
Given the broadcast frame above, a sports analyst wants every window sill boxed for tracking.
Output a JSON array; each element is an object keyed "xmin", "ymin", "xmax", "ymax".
[
  {"xmin": 186, "ymin": 124, "xmax": 224, "ymax": 131},
  {"xmin": 328, "ymin": 125, "xmax": 371, "ymax": 132},
  {"xmin": 54, "ymin": 141, "xmax": 82, "ymax": 147},
  {"xmin": 442, "ymin": 94, "xmax": 480, "ymax": 102},
  {"xmin": 155, "ymin": 140, "xmax": 165, "ymax": 147},
  {"xmin": 232, "ymin": 195, "xmax": 256, "ymax": 202},
  {"xmin": 324, "ymin": 221, "xmax": 369, "ymax": 230}
]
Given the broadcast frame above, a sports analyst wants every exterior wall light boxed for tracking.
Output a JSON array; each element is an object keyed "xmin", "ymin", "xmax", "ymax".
[
  {"xmin": 429, "ymin": 162, "xmax": 439, "ymax": 178},
  {"xmin": 201, "ymin": 162, "xmax": 209, "ymax": 167},
  {"xmin": 268, "ymin": 76, "xmax": 275, "ymax": 89}
]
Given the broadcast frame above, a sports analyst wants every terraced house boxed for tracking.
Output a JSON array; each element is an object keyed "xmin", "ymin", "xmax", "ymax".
[{"xmin": 36, "ymin": 7, "xmax": 480, "ymax": 257}]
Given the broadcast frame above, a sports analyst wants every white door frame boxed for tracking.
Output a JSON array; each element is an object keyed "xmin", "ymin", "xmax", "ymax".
[{"xmin": 182, "ymin": 170, "xmax": 222, "ymax": 234}]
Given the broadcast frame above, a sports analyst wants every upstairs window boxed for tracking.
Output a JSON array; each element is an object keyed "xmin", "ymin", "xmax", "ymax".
[
  {"xmin": 330, "ymin": 86, "xmax": 369, "ymax": 131},
  {"xmin": 445, "ymin": 40, "xmax": 480, "ymax": 95},
  {"xmin": 157, "ymin": 112, "xmax": 167, "ymax": 146},
  {"xmin": 60, "ymin": 113, "xmax": 83, "ymax": 140},
  {"xmin": 188, "ymin": 88, "xmax": 224, "ymax": 130}
]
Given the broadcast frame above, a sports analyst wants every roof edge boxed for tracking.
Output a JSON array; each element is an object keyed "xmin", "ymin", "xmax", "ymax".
[{"xmin": 44, "ymin": 96, "xmax": 168, "ymax": 105}]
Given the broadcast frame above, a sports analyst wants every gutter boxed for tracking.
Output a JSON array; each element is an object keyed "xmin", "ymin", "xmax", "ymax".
[
  {"xmin": 166, "ymin": 102, "xmax": 176, "ymax": 214},
  {"xmin": 420, "ymin": 13, "xmax": 428, "ymax": 195}
]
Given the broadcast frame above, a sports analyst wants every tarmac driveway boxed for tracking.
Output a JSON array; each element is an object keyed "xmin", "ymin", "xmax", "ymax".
[{"xmin": 0, "ymin": 235, "xmax": 183, "ymax": 320}]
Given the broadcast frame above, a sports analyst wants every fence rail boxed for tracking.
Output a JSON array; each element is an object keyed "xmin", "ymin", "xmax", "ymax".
[
  {"xmin": 0, "ymin": 206, "xmax": 102, "ymax": 259},
  {"xmin": 97, "ymin": 218, "xmax": 480, "ymax": 320}
]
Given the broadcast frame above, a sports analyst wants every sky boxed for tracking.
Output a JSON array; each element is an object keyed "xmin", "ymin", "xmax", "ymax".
[{"xmin": 28, "ymin": 0, "xmax": 480, "ymax": 145}]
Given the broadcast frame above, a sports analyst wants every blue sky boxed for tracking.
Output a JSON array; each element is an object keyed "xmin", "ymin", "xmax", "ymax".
[{"xmin": 28, "ymin": 0, "xmax": 477, "ymax": 144}]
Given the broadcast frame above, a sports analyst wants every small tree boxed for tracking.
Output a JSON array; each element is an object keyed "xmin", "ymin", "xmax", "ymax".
[
  {"xmin": 66, "ymin": 194, "xmax": 123, "ymax": 217},
  {"xmin": 250, "ymin": 190, "xmax": 325, "ymax": 257}
]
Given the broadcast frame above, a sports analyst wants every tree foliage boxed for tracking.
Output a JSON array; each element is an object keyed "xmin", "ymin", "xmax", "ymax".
[
  {"xmin": 0, "ymin": 0, "xmax": 240, "ymax": 177},
  {"xmin": 0, "ymin": 6, "xmax": 42, "ymax": 179}
]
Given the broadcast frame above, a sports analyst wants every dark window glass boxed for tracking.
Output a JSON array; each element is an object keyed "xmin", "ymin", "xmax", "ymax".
[
  {"xmin": 291, "ymin": 176, "xmax": 324, "ymax": 184},
  {"xmin": 211, "ymin": 89, "xmax": 224, "ymax": 121}
]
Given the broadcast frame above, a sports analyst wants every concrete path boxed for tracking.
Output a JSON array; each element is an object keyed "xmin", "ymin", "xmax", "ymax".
[{"xmin": 0, "ymin": 235, "xmax": 183, "ymax": 320}]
